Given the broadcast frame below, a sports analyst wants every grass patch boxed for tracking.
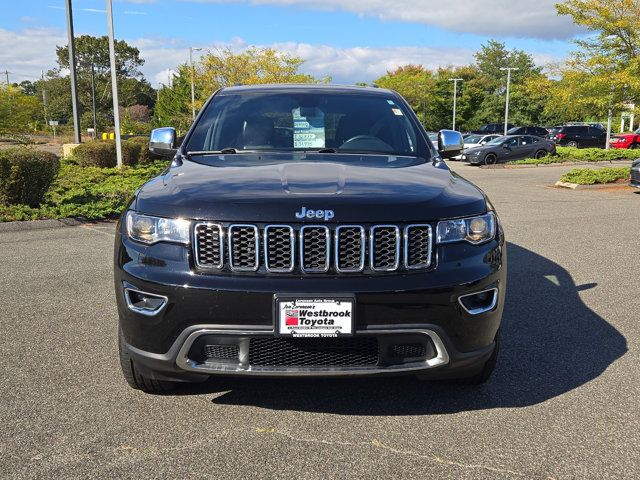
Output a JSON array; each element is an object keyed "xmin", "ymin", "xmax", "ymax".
[
  {"xmin": 512, "ymin": 147, "xmax": 640, "ymax": 165},
  {"xmin": 0, "ymin": 159, "xmax": 167, "ymax": 222},
  {"xmin": 559, "ymin": 167, "xmax": 631, "ymax": 185}
]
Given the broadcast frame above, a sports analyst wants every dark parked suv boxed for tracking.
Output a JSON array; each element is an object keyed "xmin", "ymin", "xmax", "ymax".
[
  {"xmin": 506, "ymin": 126, "xmax": 549, "ymax": 137},
  {"xmin": 115, "ymin": 85, "xmax": 506, "ymax": 393},
  {"xmin": 550, "ymin": 125, "xmax": 606, "ymax": 148},
  {"xmin": 472, "ymin": 123, "xmax": 514, "ymax": 134}
]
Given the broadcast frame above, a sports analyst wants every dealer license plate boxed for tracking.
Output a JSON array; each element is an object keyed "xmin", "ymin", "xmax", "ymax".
[{"xmin": 276, "ymin": 297, "xmax": 354, "ymax": 337}]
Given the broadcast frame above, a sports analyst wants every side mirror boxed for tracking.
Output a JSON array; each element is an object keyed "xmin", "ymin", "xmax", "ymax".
[
  {"xmin": 437, "ymin": 129, "xmax": 464, "ymax": 159},
  {"xmin": 150, "ymin": 127, "xmax": 177, "ymax": 158}
]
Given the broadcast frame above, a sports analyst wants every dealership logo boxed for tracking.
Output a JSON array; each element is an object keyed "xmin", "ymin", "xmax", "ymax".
[
  {"xmin": 285, "ymin": 309, "xmax": 299, "ymax": 326},
  {"xmin": 295, "ymin": 206, "xmax": 335, "ymax": 221}
]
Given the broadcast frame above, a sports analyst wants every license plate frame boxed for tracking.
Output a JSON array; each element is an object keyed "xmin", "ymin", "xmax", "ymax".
[{"xmin": 274, "ymin": 295, "xmax": 355, "ymax": 338}]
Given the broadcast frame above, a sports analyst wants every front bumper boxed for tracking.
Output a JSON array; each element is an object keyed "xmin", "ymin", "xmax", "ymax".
[{"xmin": 115, "ymin": 221, "xmax": 506, "ymax": 380}]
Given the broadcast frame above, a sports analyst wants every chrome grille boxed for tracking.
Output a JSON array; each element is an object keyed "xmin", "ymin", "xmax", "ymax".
[
  {"xmin": 300, "ymin": 226, "xmax": 330, "ymax": 273},
  {"xmin": 335, "ymin": 226, "xmax": 365, "ymax": 272},
  {"xmin": 404, "ymin": 225, "xmax": 432, "ymax": 269},
  {"xmin": 264, "ymin": 225, "xmax": 294, "ymax": 272},
  {"xmin": 194, "ymin": 223, "xmax": 223, "ymax": 269},
  {"xmin": 370, "ymin": 225, "xmax": 400, "ymax": 271},
  {"xmin": 228, "ymin": 224, "xmax": 259, "ymax": 271},
  {"xmin": 193, "ymin": 223, "xmax": 432, "ymax": 274}
]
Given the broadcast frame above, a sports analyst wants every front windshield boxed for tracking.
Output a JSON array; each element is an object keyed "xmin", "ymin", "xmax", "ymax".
[
  {"xmin": 185, "ymin": 91, "xmax": 427, "ymax": 158},
  {"xmin": 486, "ymin": 137, "xmax": 505, "ymax": 145}
]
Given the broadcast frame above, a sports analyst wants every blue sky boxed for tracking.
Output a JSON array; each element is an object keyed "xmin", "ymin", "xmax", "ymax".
[{"xmin": 1, "ymin": 0, "xmax": 582, "ymax": 86}]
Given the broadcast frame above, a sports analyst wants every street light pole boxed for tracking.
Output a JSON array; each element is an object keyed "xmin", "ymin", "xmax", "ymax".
[
  {"xmin": 65, "ymin": 0, "xmax": 81, "ymax": 143},
  {"xmin": 449, "ymin": 78, "xmax": 463, "ymax": 131},
  {"xmin": 500, "ymin": 67, "xmax": 519, "ymax": 135},
  {"xmin": 190, "ymin": 47, "xmax": 202, "ymax": 121},
  {"xmin": 90, "ymin": 62, "xmax": 97, "ymax": 138},
  {"xmin": 106, "ymin": 0, "xmax": 122, "ymax": 167}
]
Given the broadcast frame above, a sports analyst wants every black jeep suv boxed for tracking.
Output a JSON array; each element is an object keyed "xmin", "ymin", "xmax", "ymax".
[{"xmin": 115, "ymin": 85, "xmax": 507, "ymax": 393}]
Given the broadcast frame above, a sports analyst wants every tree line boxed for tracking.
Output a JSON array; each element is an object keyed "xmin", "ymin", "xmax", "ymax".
[{"xmin": 1, "ymin": 0, "xmax": 637, "ymax": 138}]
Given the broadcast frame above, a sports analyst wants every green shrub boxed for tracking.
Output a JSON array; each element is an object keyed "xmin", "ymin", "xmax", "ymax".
[
  {"xmin": 125, "ymin": 136, "xmax": 161, "ymax": 164},
  {"xmin": 0, "ymin": 147, "xmax": 60, "ymax": 207},
  {"xmin": 0, "ymin": 160, "xmax": 168, "ymax": 221},
  {"xmin": 559, "ymin": 167, "xmax": 631, "ymax": 185},
  {"xmin": 73, "ymin": 140, "xmax": 138, "ymax": 167},
  {"xmin": 555, "ymin": 147, "xmax": 640, "ymax": 161}
]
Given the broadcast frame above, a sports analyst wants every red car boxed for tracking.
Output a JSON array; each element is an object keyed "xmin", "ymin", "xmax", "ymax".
[{"xmin": 609, "ymin": 128, "xmax": 640, "ymax": 149}]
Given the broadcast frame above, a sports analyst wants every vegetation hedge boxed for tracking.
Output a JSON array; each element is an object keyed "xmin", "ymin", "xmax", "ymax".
[
  {"xmin": 559, "ymin": 167, "xmax": 631, "ymax": 185},
  {"xmin": 73, "ymin": 140, "xmax": 138, "ymax": 167},
  {"xmin": 512, "ymin": 147, "xmax": 640, "ymax": 165},
  {"xmin": 0, "ymin": 159, "xmax": 167, "ymax": 222},
  {"xmin": 0, "ymin": 147, "xmax": 60, "ymax": 207},
  {"xmin": 125, "ymin": 136, "xmax": 162, "ymax": 164}
]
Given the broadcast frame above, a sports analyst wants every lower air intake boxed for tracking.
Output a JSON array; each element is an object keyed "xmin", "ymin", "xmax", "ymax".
[{"xmin": 249, "ymin": 337, "xmax": 379, "ymax": 367}]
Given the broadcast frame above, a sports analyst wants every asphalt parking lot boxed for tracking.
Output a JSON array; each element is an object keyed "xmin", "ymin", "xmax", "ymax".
[{"xmin": 1, "ymin": 162, "xmax": 638, "ymax": 479}]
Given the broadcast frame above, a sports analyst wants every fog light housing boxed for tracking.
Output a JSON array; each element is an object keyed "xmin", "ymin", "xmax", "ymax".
[
  {"xmin": 124, "ymin": 288, "xmax": 168, "ymax": 316},
  {"xmin": 458, "ymin": 288, "xmax": 498, "ymax": 315}
]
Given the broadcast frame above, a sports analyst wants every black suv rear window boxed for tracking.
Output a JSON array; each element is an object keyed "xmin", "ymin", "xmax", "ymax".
[{"xmin": 185, "ymin": 91, "xmax": 425, "ymax": 157}]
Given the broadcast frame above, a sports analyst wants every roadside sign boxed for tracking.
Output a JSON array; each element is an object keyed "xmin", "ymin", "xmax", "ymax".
[{"xmin": 48, "ymin": 120, "xmax": 59, "ymax": 126}]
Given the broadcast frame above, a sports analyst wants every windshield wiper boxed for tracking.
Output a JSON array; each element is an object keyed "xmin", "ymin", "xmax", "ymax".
[
  {"xmin": 187, "ymin": 147, "xmax": 239, "ymax": 155},
  {"xmin": 316, "ymin": 148, "xmax": 337, "ymax": 153}
]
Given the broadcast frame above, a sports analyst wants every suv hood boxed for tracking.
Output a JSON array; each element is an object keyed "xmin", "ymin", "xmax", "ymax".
[{"xmin": 134, "ymin": 155, "xmax": 487, "ymax": 222}]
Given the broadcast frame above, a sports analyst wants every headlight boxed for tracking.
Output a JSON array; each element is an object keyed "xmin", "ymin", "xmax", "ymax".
[
  {"xmin": 436, "ymin": 213, "xmax": 496, "ymax": 245},
  {"xmin": 126, "ymin": 212, "xmax": 191, "ymax": 245}
]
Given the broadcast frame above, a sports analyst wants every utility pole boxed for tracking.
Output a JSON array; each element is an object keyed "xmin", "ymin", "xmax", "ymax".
[
  {"xmin": 106, "ymin": 0, "xmax": 123, "ymax": 167},
  {"xmin": 1, "ymin": 70, "xmax": 9, "ymax": 85},
  {"xmin": 90, "ymin": 62, "xmax": 97, "ymax": 137},
  {"xmin": 190, "ymin": 47, "xmax": 202, "ymax": 121},
  {"xmin": 65, "ymin": 0, "xmax": 82, "ymax": 143},
  {"xmin": 500, "ymin": 67, "xmax": 518, "ymax": 135},
  {"xmin": 449, "ymin": 78, "xmax": 463, "ymax": 131}
]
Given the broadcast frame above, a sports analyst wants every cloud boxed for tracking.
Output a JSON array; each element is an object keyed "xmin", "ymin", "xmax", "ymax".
[
  {"xmin": 83, "ymin": 8, "xmax": 108, "ymax": 13},
  {"xmin": 185, "ymin": 0, "xmax": 581, "ymax": 40},
  {"xmin": 133, "ymin": 37, "xmax": 562, "ymax": 87},
  {"xmin": 0, "ymin": 27, "xmax": 65, "ymax": 79}
]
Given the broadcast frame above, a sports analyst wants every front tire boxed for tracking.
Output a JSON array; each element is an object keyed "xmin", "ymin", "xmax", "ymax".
[
  {"xmin": 566, "ymin": 141, "xmax": 579, "ymax": 148},
  {"xmin": 462, "ymin": 334, "xmax": 499, "ymax": 385},
  {"xmin": 534, "ymin": 149, "xmax": 547, "ymax": 159},
  {"xmin": 484, "ymin": 153, "xmax": 497, "ymax": 165},
  {"xmin": 630, "ymin": 143, "xmax": 640, "ymax": 149},
  {"xmin": 119, "ymin": 329, "xmax": 177, "ymax": 394}
]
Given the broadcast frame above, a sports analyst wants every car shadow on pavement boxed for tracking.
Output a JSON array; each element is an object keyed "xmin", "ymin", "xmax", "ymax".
[{"xmin": 180, "ymin": 242, "xmax": 627, "ymax": 414}]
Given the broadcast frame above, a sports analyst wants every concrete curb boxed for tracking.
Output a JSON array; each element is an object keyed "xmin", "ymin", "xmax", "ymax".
[{"xmin": 553, "ymin": 181, "xmax": 628, "ymax": 190}]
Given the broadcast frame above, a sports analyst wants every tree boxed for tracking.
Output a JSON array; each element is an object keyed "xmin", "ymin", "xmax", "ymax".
[
  {"xmin": 56, "ymin": 35, "xmax": 144, "ymax": 78},
  {"xmin": 0, "ymin": 85, "xmax": 43, "ymax": 135},
  {"xmin": 39, "ymin": 35, "xmax": 155, "ymax": 132},
  {"xmin": 374, "ymin": 65, "xmax": 433, "ymax": 125},
  {"xmin": 556, "ymin": 0, "xmax": 640, "ymax": 120}
]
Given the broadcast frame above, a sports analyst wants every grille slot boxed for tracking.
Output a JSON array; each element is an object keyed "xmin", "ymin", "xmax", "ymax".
[
  {"xmin": 194, "ymin": 223, "xmax": 223, "ymax": 269},
  {"xmin": 404, "ymin": 224, "xmax": 432, "ymax": 269},
  {"xmin": 335, "ymin": 226, "xmax": 365, "ymax": 272},
  {"xmin": 300, "ymin": 226, "xmax": 330, "ymax": 273},
  {"xmin": 249, "ymin": 337, "xmax": 379, "ymax": 367},
  {"xmin": 228, "ymin": 224, "xmax": 259, "ymax": 271},
  {"xmin": 204, "ymin": 344, "xmax": 239, "ymax": 361},
  {"xmin": 264, "ymin": 225, "xmax": 294, "ymax": 272},
  {"xmin": 370, "ymin": 225, "xmax": 400, "ymax": 271}
]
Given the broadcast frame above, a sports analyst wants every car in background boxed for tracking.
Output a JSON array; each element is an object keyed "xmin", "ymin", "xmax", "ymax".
[
  {"xmin": 631, "ymin": 159, "xmax": 640, "ymax": 188},
  {"xmin": 609, "ymin": 128, "xmax": 640, "ymax": 149},
  {"xmin": 452, "ymin": 133, "xmax": 502, "ymax": 160},
  {"xmin": 426, "ymin": 131, "xmax": 438, "ymax": 144},
  {"xmin": 462, "ymin": 135, "xmax": 556, "ymax": 165},
  {"xmin": 549, "ymin": 125, "xmax": 606, "ymax": 148},
  {"xmin": 506, "ymin": 126, "xmax": 549, "ymax": 138},
  {"xmin": 471, "ymin": 123, "xmax": 515, "ymax": 135}
]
